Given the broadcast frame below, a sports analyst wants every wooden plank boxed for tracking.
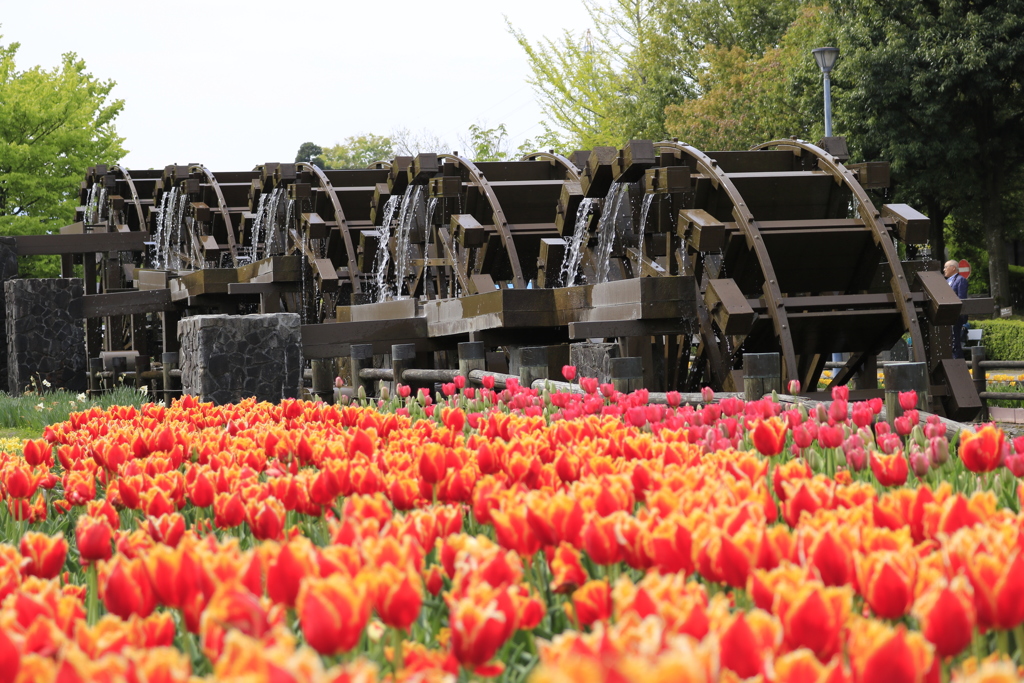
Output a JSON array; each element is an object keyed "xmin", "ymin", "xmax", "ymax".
[
  {"xmin": 15, "ymin": 232, "xmax": 148, "ymax": 255},
  {"xmin": 962, "ymin": 297, "xmax": 995, "ymax": 317},
  {"xmin": 882, "ymin": 204, "xmax": 930, "ymax": 244},
  {"xmin": 917, "ymin": 270, "xmax": 963, "ymax": 325},
  {"xmin": 706, "ymin": 278, "xmax": 755, "ymax": 335},
  {"xmin": 568, "ymin": 319, "xmax": 687, "ymax": 339},
  {"xmin": 301, "ymin": 319, "xmax": 430, "ymax": 358},
  {"xmin": 74, "ymin": 289, "xmax": 174, "ymax": 318}
]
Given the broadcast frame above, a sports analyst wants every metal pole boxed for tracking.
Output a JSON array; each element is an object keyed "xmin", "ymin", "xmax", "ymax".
[{"xmin": 823, "ymin": 72, "xmax": 833, "ymax": 137}]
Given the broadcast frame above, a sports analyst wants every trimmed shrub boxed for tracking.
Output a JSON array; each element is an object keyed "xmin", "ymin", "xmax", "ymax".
[{"xmin": 972, "ymin": 319, "xmax": 1024, "ymax": 360}]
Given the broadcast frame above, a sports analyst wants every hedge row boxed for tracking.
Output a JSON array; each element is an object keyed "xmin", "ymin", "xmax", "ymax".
[{"xmin": 972, "ymin": 319, "xmax": 1024, "ymax": 360}]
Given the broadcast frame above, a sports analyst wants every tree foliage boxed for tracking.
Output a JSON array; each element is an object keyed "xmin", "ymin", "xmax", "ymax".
[
  {"xmin": 294, "ymin": 142, "xmax": 324, "ymax": 168},
  {"xmin": 509, "ymin": 0, "xmax": 804, "ymax": 149},
  {"xmin": 0, "ymin": 37, "xmax": 125, "ymax": 277},
  {"xmin": 833, "ymin": 0, "xmax": 1024, "ymax": 306},
  {"xmin": 319, "ymin": 134, "xmax": 395, "ymax": 169},
  {"xmin": 664, "ymin": 5, "xmax": 830, "ymax": 150}
]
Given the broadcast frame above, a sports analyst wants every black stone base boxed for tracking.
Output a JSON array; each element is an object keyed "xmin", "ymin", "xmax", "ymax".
[
  {"xmin": 5, "ymin": 278, "xmax": 86, "ymax": 394},
  {"xmin": 178, "ymin": 313, "xmax": 302, "ymax": 405}
]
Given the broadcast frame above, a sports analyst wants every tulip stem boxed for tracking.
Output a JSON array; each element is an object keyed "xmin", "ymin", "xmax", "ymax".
[
  {"xmin": 85, "ymin": 563, "xmax": 99, "ymax": 626},
  {"xmin": 391, "ymin": 628, "xmax": 404, "ymax": 673},
  {"xmin": 997, "ymin": 628, "xmax": 1010, "ymax": 656}
]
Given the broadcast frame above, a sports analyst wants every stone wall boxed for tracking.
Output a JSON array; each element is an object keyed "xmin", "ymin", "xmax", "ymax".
[
  {"xmin": 0, "ymin": 238, "xmax": 19, "ymax": 393},
  {"xmin": 5, "ymin": 278, "xmax": 86, "ymax": 394},
  {"xmin": 178, "ymin": 313, "xmax": 302, "ymax": 405}
]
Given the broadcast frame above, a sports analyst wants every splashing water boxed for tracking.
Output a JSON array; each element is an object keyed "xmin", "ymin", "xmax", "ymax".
[
  {"xmin": 560, "ymin": 198, "xmax": 596, "ymax": 287},
  {"xmin": 426, "ymin": 197, "xmax": 438, "ymax": 228},
  {"xmin": 374, "ymin": 191, "xmax": 406, "ymax": 302},
  {"xmin": 637, "ymin": 193, "xmax": 655, "ymax": 263},
  {"xmin": 154, "ymin": 187, "xmax": 182, "ymax": 269},
  {"xmin": 394, "ymin": 186, "xmax": 422, "ymax": 299},
  {"xmin": 595, "ymin": 184, "xmax": 629, "ymax": 283},
  {"xmin": 252, "ymin": 187, "xmax": 286, "ymax": 259}
]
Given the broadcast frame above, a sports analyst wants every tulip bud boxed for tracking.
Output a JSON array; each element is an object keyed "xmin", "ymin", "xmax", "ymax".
[
  {"xmin": 379, "ymin": 384, "xmax": 389, "ymax": 402},
  {"xmin": 787, "ymin": 379, "xmax": 801, "ymax": 394},
  {"xmin": 909, "ymin": 447, "xmax": 930, "ymax": 478},
  {"xmin": 357, "ymin": 385, "xmax": 366, "ymax": 401},
  {"xmin": 845, "ymin": 447, "xmax": 867, "ymax": 471},
  {"xmin": 925, "ymin": 437, "xmax": 947, "ymax": 466},
  {"xmin": 701, "ymin": 386, "xmax": 715, "ymax": 403},
  {"xmin": 815, "ymin": 404, "xmax": 828, "ymax": 423}
]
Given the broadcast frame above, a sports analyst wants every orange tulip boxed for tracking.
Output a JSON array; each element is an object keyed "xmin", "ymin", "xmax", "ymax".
[
  {"xmin": 569, "ymin": 580, "xmax": 612, "ymax": 627},
  {"xmin": 19, "ymin": 532, "xmax": 67, "ymax": 579},
  {"xmin": 806, "ymin": 527, "xmax": 856, "ymax": 588},
  {"xmin": 2, "ymin": 463, "xmax": 43, "ymax": 500},
  {"xmin": 214, "ymin": 492, "xmax": 245, "ymax": 529},
  {"xmin": 958, "ymin": 424, "xmax": 1005, "ymax": 473},
  {"xmin": 245, "ymin": 497, "xmax": 286, "ymax": 541},
  {"xmin": 447, "ymin": 582, "xmax": 516, "ymax": 672},
  {"xmin": 776, "ymin": 583, "xmax": 852, "ymax": 662},
  {"xmin": 75, "ymin": 516, "xmax": 113, "ymax": 564},
  {"xmin": 646, "ymin": 514, "xmax": 695, "ymax": 576},
  {"xmin": 490, "ymin": 507, "xmax": 541, "ymax": 558},
  {"xmin": 716, "ymin": 607, "xmax": 782, "ymax": 679},
  {"xmin": 870, "ymin": 450, "xmax": 909, "ymax": 487},
  {"xmin": 857, "ymin": 550, "xmax": 916, "ymax": 620},
  {"xmin": 582, "ymin": 512, "xmax": 625, "ymax": 566},
  {"xmin": 912, "ymin": 575, "xmax": 975, "ymax": 658},
  {"xmin": 549, "ymin": 543, "xmax": 587, "ymax": 594},
  {"xmin": 372, "ymin": 564, "xmax": 423, "ymax": 632},
  {"xmin": 296, "ymin": 572, "xmax": 371, "ymax": 655},
  {"xmin": 846, "ymin": 618, "xmax": 933, "ymax": 683},
  {"xmin": 773, "ymin": 650, "xmax": 847, "ymax": 683},
  {"xmin": 967, "ymin": 547, "xmax": 1024, "ymax": 631},
  {"xmin": 752, "ymin": 418, "xmax": 788, "ymax": 457},
  {"xmin": 266, "ymin": 538, "xmax": 319, "ymax": 608},
  {"xmin": 100, "ymin": 555, "xmax": 156, "ymax": 619}
]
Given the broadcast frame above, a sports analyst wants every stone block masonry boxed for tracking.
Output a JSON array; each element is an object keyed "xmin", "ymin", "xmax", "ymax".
[
  {"xmin": 178, "ymin": 313, "xmax": 302, "ymax": 405},
  {"xmin": 0, "ymin": 238, "xmax": 19, "ymax": 393},
  {"xmin": 5, "ymin": 278, "xmax": 87, "ymax": 394}
]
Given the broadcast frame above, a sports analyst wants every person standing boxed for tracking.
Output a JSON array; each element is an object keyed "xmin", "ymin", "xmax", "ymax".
[{"xmin": 944, "ymin": 260, "xmax": 968, "ymax": 359}]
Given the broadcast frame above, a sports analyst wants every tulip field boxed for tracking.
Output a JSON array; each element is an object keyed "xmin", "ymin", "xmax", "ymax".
[{"xmin": 0, "ymin": 372, "xmax": 1023, "ymax": 683}]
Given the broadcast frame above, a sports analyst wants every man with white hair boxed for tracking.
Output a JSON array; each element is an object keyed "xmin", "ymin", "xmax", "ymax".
[{"xmin": 944, "ymin": 260, "xmax": 968, "ymax": 359}]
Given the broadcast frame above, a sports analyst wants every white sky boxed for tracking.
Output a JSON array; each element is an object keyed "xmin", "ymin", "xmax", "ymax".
[{"xmin": 2, "ymin": 0, "xmax": 590, "ymax": 169}]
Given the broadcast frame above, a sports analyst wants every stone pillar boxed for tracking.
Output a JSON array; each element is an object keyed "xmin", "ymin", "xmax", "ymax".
[
  {"xmin": 178, "ymin": 313, "xmax": 301, "ymax": 405},
  {"xmin": 569, "ymin": 342, "xmax": 620, "ymax": 383},
  {"xmin": 0, "ymin": 238, "xmax": 19, "ymax": 393},
  {"xmin": 5, "ymin": 278, "xmax": 86, "ymax": 394}
]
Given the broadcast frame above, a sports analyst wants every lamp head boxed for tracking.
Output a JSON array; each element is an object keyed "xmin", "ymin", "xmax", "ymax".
[{"xmin": 812, "ymin": 47, "xmax": 840, "ymax": 74}]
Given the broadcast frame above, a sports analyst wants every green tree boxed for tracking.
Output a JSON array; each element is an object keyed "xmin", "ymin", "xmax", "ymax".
[
  {"xmin": 461, "ymin": 123, "xmax": 512, "ymax": 162},
  {"xmin": 664, "ymin": 5, "xmax": 830, "ymax": 150},
  {"xmin": 321, "ymin": 134, "xmax": 395, "ymax": 169},
  {"xmin": 834, "ymin": 0, "xmax": 1024, "ymax": 306},
  {"xmin": 507, "ymin": 0, "xmax": 802, "ymax": 148},
  {"xmin": 294, "ymin": 141, "xmax": 325, "ymax": 168},
  {"xmin": 0, "ymin": 37, "xmax": 125, "ymax": 277}
]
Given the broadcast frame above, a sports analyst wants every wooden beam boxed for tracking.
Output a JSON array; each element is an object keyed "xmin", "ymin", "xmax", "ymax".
[{"xmin": 15, "ymin": 232, "xmax": 148, "ymax": 255}]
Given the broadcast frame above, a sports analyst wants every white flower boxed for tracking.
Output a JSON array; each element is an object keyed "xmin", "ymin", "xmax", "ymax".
[
  {"xmin": 42, "ymin": 379, "xmax": 51, "ymax": 388},
  {"xmin": 34, "ymin": 402, "xmax": 44, "ymax": 411},
  {"xmin": 139, "ymin": 385, "xmax": 149, "ymax": 395},
  {"xmin": 76, "ymin": 393, "xmax": 87, "ymax": 401}
]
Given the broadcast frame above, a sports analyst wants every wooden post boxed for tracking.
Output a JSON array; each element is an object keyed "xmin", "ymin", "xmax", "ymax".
[
  {"xmin": 971, "ymin": 346, "xmax": 988, "ymax": 421},
  {"xmin": 609, "ymin": 356, "xmax": 643, "ymax": 393},
  {"xmin": 883, "ymin": 361, "xmax": 929, "ymax": 424},
  {"xmin": 743, "ymin": 352, "xmax": 781, "ymax": 400},
  {"xmin": 519, "ymin": 346, "xmax": 550, "ymax": 387},
  {"xmin": 458, "ymin": 342, "xmax": 486, "ymax": 379},
  {"xmin": 391, "ymin": 343, "xmax": 417, "ymax": 393},
  {"xmin": 854, "ymin": 354, "xmax": 878, "ymax": 391},
  {"xmin": 350, "ymin": 344, "xmax": 374, "ymax": 397},
  {"xmin": 161, "ymin": 352, "xmax": 178, "ymax": 404},
  {"xmin": 88, "ymin": 358, "xmax": 103, "ymax": 396},
  {"xmin": 310, "ymin": 359, "xmax": 334, "ymax": 404}
]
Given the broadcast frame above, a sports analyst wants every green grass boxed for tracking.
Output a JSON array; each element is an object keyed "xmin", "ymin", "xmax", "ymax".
[{"xmin": 0, "ymin": 386, "xmax": 150, "ymax": 438}]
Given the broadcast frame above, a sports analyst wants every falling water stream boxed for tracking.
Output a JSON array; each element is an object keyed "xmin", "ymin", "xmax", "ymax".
[
  {"xmin": 595, "ymin": 184, "xmax": 629, "ymax": 284},
  {"xmin": 636, "ymin": 193, "xmax": 655, "ymax": 263},
  {"xmin": 560, "ymin": 198, "xmax": 596, "ymax": 287},
  {"xmin": 374, "ymin": 190, "xmax": 407, "ymax": 302},
  {"xmin": 394, "ymin": 185, "xmax": 422, "ymax": 299}
]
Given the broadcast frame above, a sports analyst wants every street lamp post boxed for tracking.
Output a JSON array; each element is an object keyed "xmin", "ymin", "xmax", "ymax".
[{"xmin": 812, "ymin": 47, "xmax": 840, "ymax": 137}]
